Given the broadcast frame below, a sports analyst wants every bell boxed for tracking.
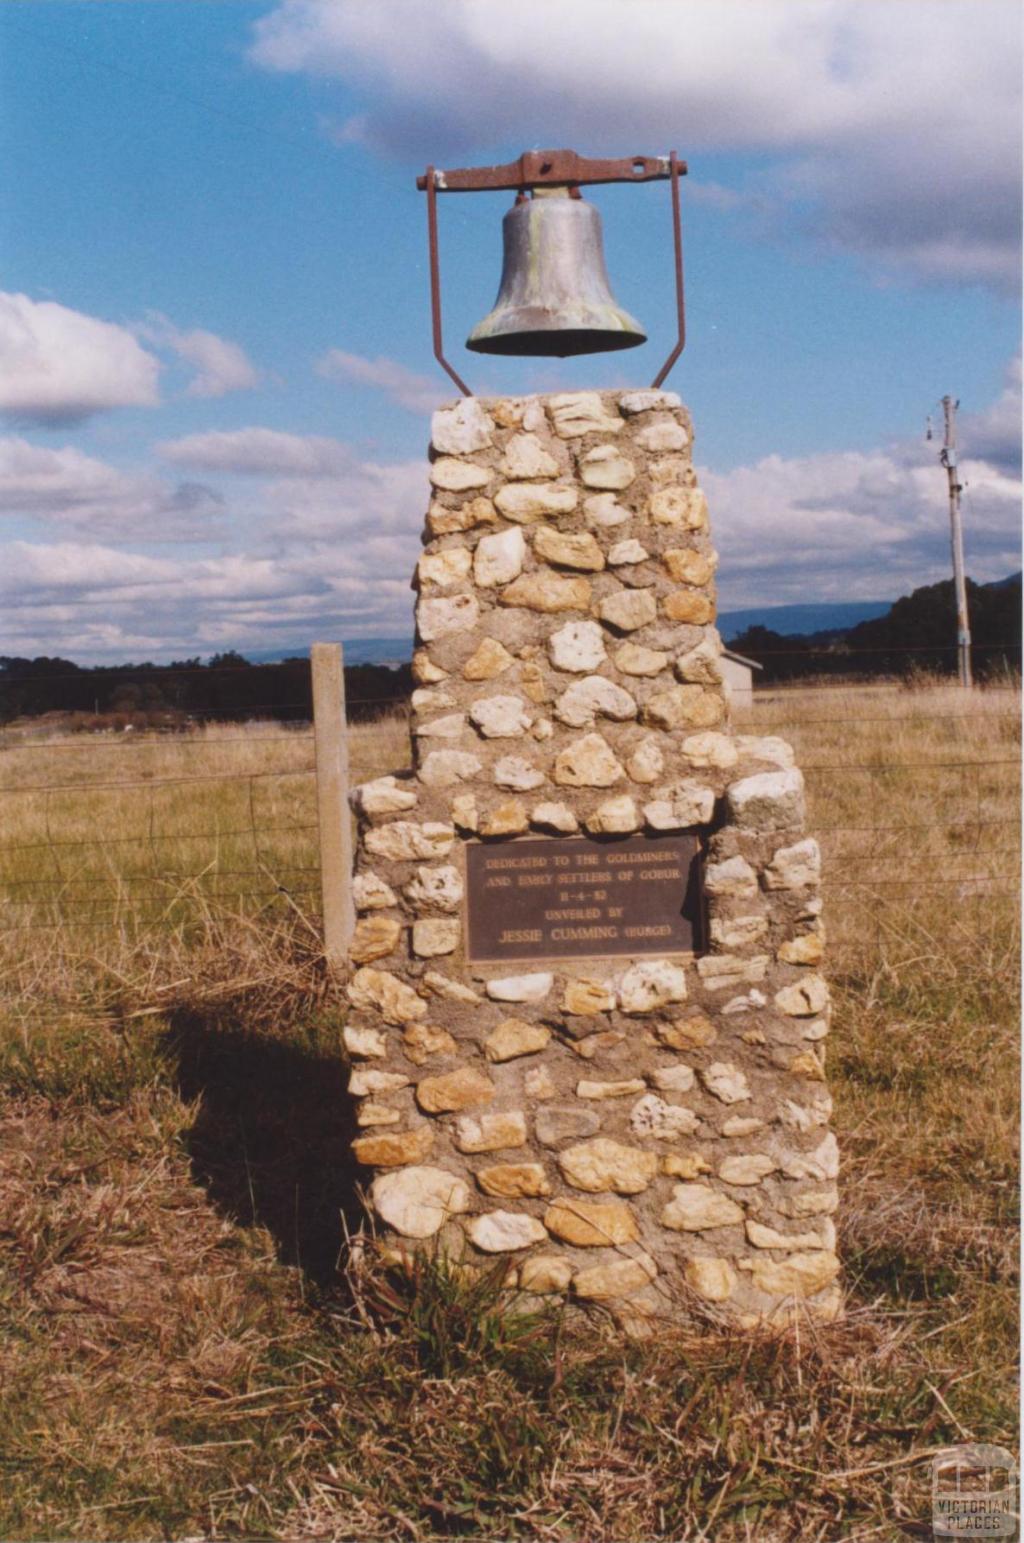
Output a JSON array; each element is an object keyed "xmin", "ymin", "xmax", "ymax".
[{"xmin": 467, "ymin": 187, "xmax": 646, "ymax": 357}]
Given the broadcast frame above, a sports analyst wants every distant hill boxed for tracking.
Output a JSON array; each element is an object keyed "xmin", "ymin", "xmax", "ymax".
[{"xmin": 718, "ymin": 600, "xmax": 892, "ymax": 641}]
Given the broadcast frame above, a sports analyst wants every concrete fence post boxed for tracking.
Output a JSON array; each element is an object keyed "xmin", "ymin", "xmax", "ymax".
[{"xmin": 311, "ymin": 642, "xmax": 355, "ymax": 973}]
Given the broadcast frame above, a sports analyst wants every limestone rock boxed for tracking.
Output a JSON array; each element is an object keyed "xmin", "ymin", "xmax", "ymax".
[
  {"xmin": 626, "ymin": 737, "xmax": 665, "ymax": 783},
  {"xmin": 718, "ymin": 1154, "xmax": 778, "ymax": 1185},
  {"xmin": 727, "ymin": 769, "xmax": 806, "ymax": 831},
  {"xmin": 576, "ymin": 1078, "xmax": 646, "ymax": 1100},
  {"xmin": 661, "ymin": 1184, "xmax": 744, "ymax": 1231},
  {"xmin": 418, "ymin": 750, "xmax": 483, "ymax": 787},
  {"xmin": 417, "ymin": 593, "xmax": 480, "ymax": 642},
  {"xmin": 721, "ymin": 1116, "xmax": 766, "ymax": 1137},
  {"xmin": 644, "ymin": 685, "xmax": 723, "ymax": 731},
  {"xmin": 453, "ymin": 1111, "xmax": 528, "ymax": 1153},
  {"xmin": 585, "ymin": 795, "xmax": 640, "ymax": 835},
  {"xmin": 703, "ymin": 855, "xmax": 758, "ymax": 898},
  {"xmin": 735, "ymin": 735, "xmax": 795, "ymax": 769},
  {"xmin": 663, "ymin": 548, "xmax": 714, "ymax": 585},
  {"xmin": 675, "ymin": 637, "xmax": 723, "ymax": 685},
  {"xmin": 547, "ymin": 391, "xmax": 624, "ymax": 437},
  {"xmin": 485, "ymin": 1019, "xmax": 550, "ymax": 1063},
  {"xmin": 618, "ymin": 960, "xmax": 688, "ymax": 1014},
  {"xmin": 700, "ymin": 1062, "xmax": 751, "ymax": 1104},
  {"xmin": 524, "ymin": 1065, "xmax": 557, "ymax": 1100},
  {"xmin": 485, "ymin": 972, "xmax": 554, "ymax": 1004},
  {"xmin": 535, "ymin": 1104, "xmax": 602, "ymax": 1148},
  {"xmin": 364, "ymin": 821, "xmax": 454, "ymax": 862},
  {"xmin": 476, "ymin": 1163, "xmax": 552, "ymax": 1198},
  {"xmin": 411, "ymin": 918, "xmax": 460, "ymax": 957},
  {"xmin": 534, "ymin": 527, "xmax": 605, "ymax": 571},
  {"xmin": 597, "ymin": 589, "xmax": 657, "ymax": 633},
  {"xmin": 494, "ymin": 483, "xmax": 578, "ymax": 521},
  {"xmin": 493, "ymin": 756, "xmax": 546, "ymax": 791},
  {"xmin": 650, "ymin": 486, "xmax": 707, "ymax": 529},
  {"xmin": 779, "ymin": 933, "xmax": 825, "ymax": 966},
  {"xmin": 764, "ymin": 838, "xmax": 821, "ymax": 890},
  {"xmin": 405, "ymin": 864, "xmax": 463, "ymax": 914},
  {"xmin": 422, "ymin": 971, "xmax": 480, "ymax": 1004},
  {"xmin": 549, "ymin": 619, "xmax": 607, "ymax": 673},
  {"xmin": 709, "ymin": 914, "xmax": 769, "ymax": 950},
  {"xmin": 663, "ymin": 591, "xmax": 714, "ymax": 625},
  {"xmin": 630, "ymin": 1094, "xmax": 699, "ymax": 1139},
  {"xmin": 662, "ymin": 1153, "xmax": 712, "ymax": 1179},
  {"xmin": 697, "ymin": 954, "xmax": 769, "ymax": 991},
  {"xmin": 746, "ymin": 1220, "xmax": 827, "ymax": 1251},
  {"xmin": 349, "ymin": 915, "xmax": 402, "ymax": 963},
  {"xmin": 357, "ymin": 1102, "xmax": 402, "ymax": 1128},
  {"xmin": 573, "ymin": 1254, "xmax": 657, "ymax": 1300},
  {"xmin": 553, "ymin": 733, "xmax": 625, "ymax": 788},
  {"xmin": 780, "ymin": 1185, "xmax": 839, "ymax": 1218},
  {"xmin": 684, "ymin": 1256, "xmax": 736, "ymax": 1301},
  {"xmin": 608, "ymin": 538, "xmax": 649, "ymax": 565},
  {"xmin": 469, "ymin": 695, "xmax": 531, "ymax": 739},
  {"xmin": 681, "ymin": 731, "xmax": 737, "ymax": 769},
  {"xmin": 468, "ymin": 1211, "xmax": 548, "ymax": 1252},
  {"xmin": 348, "ymin": 967, "xmax": 428, "ymax": 1024},
  {"xmin": 749, "ymin": 1251, "xmax": 840, "ymax": 1299},
  {"xmin": 411, "ymin": 686, "xmax": 456, "ymax": 715},
  {"xmin": 614, "ymin": 642, "xmax": 669, "ymax": 677},
  {"xmin": 402, "ymin": 1021, "xmax": 457, "ymax": 1065},
  {"xmin": 343, "ymin": 1024, "xmax": 387, "ymax": 1059},
  {"xmin": 580, "ymin": 445, "xmax": 636, "ymax": 490},
  {"xmin": 650, "ymin": 1063, "xmax": 695, "ymax": 1093},
  {"xmin": 418, "ymin": 546, "xmax": 472, "ymax": 587},
  {"xmin": 477, "ymin": 800, "xmax": 529, "ymax": 837},
  {"xmin": 775, "ymin": 975, "xmax": 830, "ymax": 1017},
  {"xmin": 415, "ymin": 713, "xmax": 468, "ymax": 741},
  {"xmin": 499, "ymin": 431, "xmax": 559, "ymax": 479},
  {"xmin": 499, "ymin": 572, "xmax": 591, "ymax": 612},
  {"xmin": 558, "ymin": 1138, "xmax": 658, "ymax": 1194},
  {"xmin": 562, "ymin": 978, "xmax": 616, "ymax": 1015},
  {"xmin": 648, "ymin": 455, "xmax": 692, "ymax": 487},
  {"xmin": 583, "ymin": 492, "xmax": 631, "ymax": 528},
  {"xmin": 349, "ymin": 1068, "xmax": 412, "ymax": 1098},
  {"xmin": 429, "ymin": 457, "xmax": 491, "ymax": 492},
  {"xmin": 656, "ymin": 1014, "xmax": 716, "ymax": 1049},
  {"xmin": 530, "ymin": 800, "xmax": 579, "ymax": 833},
  {"xmin": 354, "ymin": 1128, "xmax": 434, "ymax": 1168},
  {"xmin": 431, "ymin": 398, "xmax": 494, "ymax": 455},
  {"xmin": 416, "ymin": 1067, "xmax": 496, "ymax": 1114},
  {"xmin": 373, "ymin": 1165, "xmax": 470, "ymax": 1237},
  {"xmin": 352, "ymin": 872, "xmax": 398, "ymax": 911},
  {"xmin": 635, "ymin": 414, "xmax": 689, "ymax": 451},
  {"xmin": 462, "ymin": 637, "xmax": 515, "ymax": 680},
  {"xmin": 519, "ymin": 1255, "xmax": 573, "ymax": 1292},
  {"xmin": 779, "ymin": 1132, "xmax": 839, "ymax": 1182},
  {"xmin": 354, "ymin": 775, "xmax": 419, "ymax": 817},
  {"xmin": 643, "ymin": 779, "xmax": 715, "ymax": 830},
  {"xmin": 472, "ymin": 525, "xmax": 524, "ymax": 587},
  {"xmin": 619, "ymin": 389, "xmax": 682, "ymax": 414},
  {"xmin": 427, "ymin": 496, "xmax": 497, "ymax": 535},
  {"xmin": 544, "ymin": 1199, "xmax": 639, "ymax": 1247},
  {"xmin": 555, "ymin": 675, "xmax": 637, "ymax": 728}
]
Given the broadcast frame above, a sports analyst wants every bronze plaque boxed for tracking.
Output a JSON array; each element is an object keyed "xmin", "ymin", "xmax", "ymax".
[{"xmin": 464, "ymin": 833, "xmax": 701, "ymax": 964}]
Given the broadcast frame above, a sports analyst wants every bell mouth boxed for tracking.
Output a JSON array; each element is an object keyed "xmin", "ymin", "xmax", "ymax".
[{"xmin": 467, "ymin": 327, "xmax": 647, "ymax": 358}]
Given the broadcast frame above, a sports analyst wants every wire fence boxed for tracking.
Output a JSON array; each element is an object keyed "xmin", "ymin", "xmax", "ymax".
[{"xmin": 0, "ymin": 671, "xmax": 1019, "ymax": 939}]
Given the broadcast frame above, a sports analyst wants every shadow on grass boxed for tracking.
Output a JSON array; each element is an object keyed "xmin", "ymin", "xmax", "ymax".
[{"xmin": 164, "ymin": 1011, "xmax": 363, "ymax": 1286}]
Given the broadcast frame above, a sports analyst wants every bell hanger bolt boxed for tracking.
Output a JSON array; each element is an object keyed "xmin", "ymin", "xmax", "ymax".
[{"xmin": 416, "ymin": 149, "xmax": 688, "ymax": 397}]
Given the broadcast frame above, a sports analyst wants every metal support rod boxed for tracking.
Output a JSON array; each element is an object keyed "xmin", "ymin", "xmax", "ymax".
[
  {"xmin": 941, "ymin": 395, "xmax": 973, "ymax": 688},
  {"xmin": 650, "ymin": 150, "xmax": 686, "ymax": 389},
  {"xmin": 425, "ymin": 166, "xmax": 472, "ymax": 398}
]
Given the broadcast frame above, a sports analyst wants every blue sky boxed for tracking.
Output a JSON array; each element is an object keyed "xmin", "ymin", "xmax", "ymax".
[{"xmin": 0, "ymin": 0, "xmax": 1020, "ymax": 662}]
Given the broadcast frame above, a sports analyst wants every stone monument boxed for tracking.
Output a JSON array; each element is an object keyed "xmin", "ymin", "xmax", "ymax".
[{"xmin": 344, "ymin": 387, "xmax": 840, "ymax": 1327}]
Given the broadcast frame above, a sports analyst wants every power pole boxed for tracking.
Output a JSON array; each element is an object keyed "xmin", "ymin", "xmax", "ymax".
[{"xmin": 939, "ymin": 395, "xmax": 973, "ymax": 688}]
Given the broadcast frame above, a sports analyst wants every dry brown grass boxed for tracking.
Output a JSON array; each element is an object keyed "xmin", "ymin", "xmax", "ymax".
[{"xmin": 0, "ymin": 680, "xmax": 1018, "ymax": 1540}]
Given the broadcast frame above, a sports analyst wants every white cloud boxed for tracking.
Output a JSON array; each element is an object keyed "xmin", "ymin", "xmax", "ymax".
[
  {"xmin": 159, "ymin": 426, "xmax": 359, "ymax": 477},
  {"xmin": 0, "ymin": 437, "xmax": 224, "ymax": 540},
  {"xmin": 316, "ymin": 348, "xmax": 443, "ymax": 413},
  {"xmin": 139, "ymin": 314, "xmax": 261, "ymax": 398},
  {"xmin": 249, "ymin": 0, "xmax": 1022, "ymax": 290},
  {"xmin": 0, "ymin": 292, "xmax": 161, "ymax": 425}
]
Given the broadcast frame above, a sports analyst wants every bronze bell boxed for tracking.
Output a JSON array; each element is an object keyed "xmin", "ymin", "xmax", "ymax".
[{"xmin": 467, "ymin": 187, "xmax": 646, "ymax": 357}]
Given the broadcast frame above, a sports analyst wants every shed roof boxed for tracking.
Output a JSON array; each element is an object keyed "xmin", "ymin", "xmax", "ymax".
[{"xmin": 722, "ymin": 648, "xmax": 764, "ymax": 671}]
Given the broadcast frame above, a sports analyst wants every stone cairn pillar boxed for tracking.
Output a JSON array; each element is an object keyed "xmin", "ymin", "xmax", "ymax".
[{"xmin": 345, "ymin": 389, "xmax": 840, "ymax": 1327}]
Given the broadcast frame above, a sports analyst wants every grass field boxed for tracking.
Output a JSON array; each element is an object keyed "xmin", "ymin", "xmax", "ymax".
[{"xmin": 0, "ymin": 680, "xmax": 1018, "ymax": 1540}]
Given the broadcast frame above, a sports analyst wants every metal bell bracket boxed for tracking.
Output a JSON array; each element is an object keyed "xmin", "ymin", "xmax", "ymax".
[{"xmin": 416, "ymin": 149, "xmax": 688, "ymax": 397}]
